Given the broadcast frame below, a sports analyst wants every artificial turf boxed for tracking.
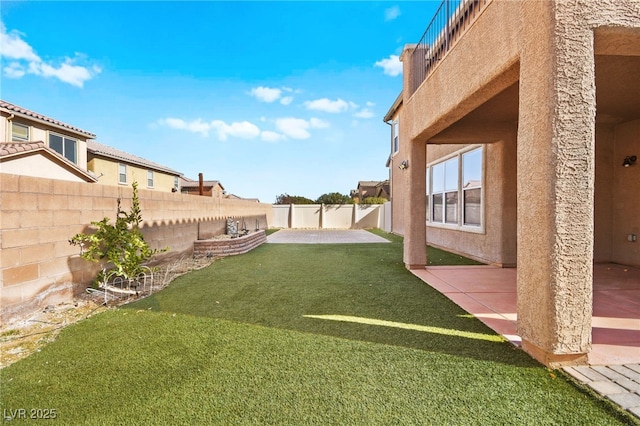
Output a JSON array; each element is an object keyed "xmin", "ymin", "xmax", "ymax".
[{"xmin": 0, "ymin": 231, "xmax": 636, "ymax": 425}]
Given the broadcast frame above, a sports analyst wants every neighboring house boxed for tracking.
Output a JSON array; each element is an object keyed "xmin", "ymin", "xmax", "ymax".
[
  {"xmin": 1, "ymin": 100, "xmax": 95, "ymax": 171},
  {"xmin": 87, "ymin": 141, "xmax": 182, "ymax": 192},
  {"xmin": 180, "ymin": 176, "xmax": 225, "ymax": 198},
  {"xmin": 0, "ymin": 142, "xmax": 97, "ymax": 183},
  {"xmin": 351, "ymin": 180, "xmax": 390, "ymax": 203},
  {"xmin": 225, "ymin": 193, "xmax": 260, "ymax": 203},
  {"xmin": 392, "ymin": 0, "xmax": 639, "ymax": 366},
  {"xmin": 383, "ymin": 92, "xmax": 405, "ymax": 234}
]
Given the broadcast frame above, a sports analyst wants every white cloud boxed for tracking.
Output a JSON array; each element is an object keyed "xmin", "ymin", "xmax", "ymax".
[
  {"xmin": 280, "ymin": 96, "xmax": 293, "ymax": 106},
  {"xmin": 211, "ymin": 120, "xmax": 260, "ymax": 141},
  {"xmin": 159, "ymin": 117, "xmax": 262, "ymax": 141},
  {"xmin": 366, "ymin": 101, "xmax": 375, "ymax": 107},
  {"xmin": 275, "ymin": 117, "xmax": 329, "ymax": 140},
  {"xmin": 375, "ymin": 54, "xmax": 402, "ymax": 77},
  {"xmin": 309, "ymin": 117, "xmax": 329, "ymax": 129},
  {"xmin": 304, "ymin": 98, "xmax": 350, "ymax": 114},
  {"xmin": 3, "ymin": 62, "xmax": 25, "ymax": 78},
  {"xmin": 35, "ymin": 60, "xmax": 96, "ymax": 88},
  {"xmin": 0, "ymin": 22, "xmax": 100, "ymax": 87},
  {"xmin": 385, "ymin": 6, "xmax": 401, "ymax": 21},
  {"xmin": 0, "ymin": 24, "xmax": 39, "ymax": 61},
  {"xmin": 354, "ymin": 108, "xmax": 375, "ymax": 119},
  {"xmin": 161, "ymin": 118, "xmax": 211, "ymax": 137},
  {"xmin": 261, "ymin": 130, "xmax": 284, "ymax": 142},
  {"xmin": 250, "ymin": 86, "xmax": 282, "ymax": 103}
]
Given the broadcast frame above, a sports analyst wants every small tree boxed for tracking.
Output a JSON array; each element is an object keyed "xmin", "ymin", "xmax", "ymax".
[
  {"xmin": 316, "ymin": 192, "xmax": 353, "ymax": 205},
  {"xmin": 275, "ymin": 193, "xmax": 315, "ymax": 204},
  {"xmin": 70, "ymin": 182, "xmax": 166, "ymax": 282}
]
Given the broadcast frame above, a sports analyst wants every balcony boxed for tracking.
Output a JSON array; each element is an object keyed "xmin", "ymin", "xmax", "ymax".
[{"xmin": 410, "ymin": 0, "xmax": 490, "ymax": 95}]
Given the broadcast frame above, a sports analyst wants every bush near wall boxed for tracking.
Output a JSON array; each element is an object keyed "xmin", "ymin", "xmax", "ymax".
[{"xmin": 0, "ymin": 174, "xmax": 272, "ymax": 324}]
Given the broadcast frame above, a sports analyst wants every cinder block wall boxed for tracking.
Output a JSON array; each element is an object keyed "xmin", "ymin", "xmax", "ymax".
[{"xmin": 0, "ymin": 174, "xmax": 273, "ymax": 324}]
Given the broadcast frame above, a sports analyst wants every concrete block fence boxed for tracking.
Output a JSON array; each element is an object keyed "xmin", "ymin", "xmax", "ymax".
[{"xmin": 0, "ymin": 174, "xmax": 272, "ymax": 324}]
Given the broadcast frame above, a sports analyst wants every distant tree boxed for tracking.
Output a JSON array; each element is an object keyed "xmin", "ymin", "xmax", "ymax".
[
  {"xmin": 275, "ymin": 193, "xmax": 315, "ymax": 205},
  {"xmin": 362, "ymin": 196, "xmax": 387, "ymax": 205},
  {"xmin": 316, "ymin": 192, "xmax": 354, "ymax": 205}
]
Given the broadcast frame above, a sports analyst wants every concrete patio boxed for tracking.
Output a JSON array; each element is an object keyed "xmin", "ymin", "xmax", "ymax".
[
  {"xmin": 412, "ymin": 263, "xmax": 640, "ymax": 418},
  {"xmin": 411, "ymin": 263, "xmax": 640, "ymax": 365}
]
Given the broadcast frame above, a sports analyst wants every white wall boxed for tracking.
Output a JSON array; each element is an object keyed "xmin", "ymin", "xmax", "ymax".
[{"xmin": 270, "ymin": 204, "xmax": 382, "ymax": 229}]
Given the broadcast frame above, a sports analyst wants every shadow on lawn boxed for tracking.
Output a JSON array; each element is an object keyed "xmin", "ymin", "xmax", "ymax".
[{"xmin": 124, "ymin": 241, "xmax": 537, "ymax": 368}]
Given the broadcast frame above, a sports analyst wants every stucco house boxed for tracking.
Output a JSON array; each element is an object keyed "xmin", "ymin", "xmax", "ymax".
[
  {"xmin": 351, "ymin": 180, "xmax": 390, "ymax": 203},
  {"xmin": 0, "ymin": 142, "xmax": 97, "ymax": 183},
  {"xmin": 87, "ymin": 141, "xmax": 182, "ymax": 192},
  {"xmin": 180, "ymin": 176, "xmax": 225, "ymax": 198},
  {"xmin": 1, "ymin": 100, "xmax": 95, "ymax": 173},
  {"xmin": 389, "ymin": 0, "xmax": 639, "ymax": 366},
  {"xmin": 1, "ymin": 100, "xmax": 182, "ymax": 192}
]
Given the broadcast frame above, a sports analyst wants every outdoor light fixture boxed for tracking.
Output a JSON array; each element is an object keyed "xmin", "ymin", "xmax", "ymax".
[
  {"xmin": 399, "ymin": 160, "xmax": 409, "ymax": 170},
  {"xmin": 622, "ymin": 155, "xmax": 637, "ymax": 167}
]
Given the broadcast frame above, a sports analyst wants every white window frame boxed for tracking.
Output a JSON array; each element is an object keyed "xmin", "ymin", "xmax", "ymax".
[
  {"xmin": 392, "ymin": 120, "xmax": 399, "ymax": 154},
  {"xmin": 147, "ymin": 170, "xmax": 154, "ymax": 188},
  {"xmin": 118, "ymin": 163, "xmax": 127, "ymax": 184},
  {"xmin": 48, "ymin": 132, "xmax": 77, "ymax": 164},
  {"xmin": 426, "ymin": 145, "xmax": 484, "ymax": 233},
  {"xmin": 11, "ymin": 122, "xmax": 29, "ymax": 142}
]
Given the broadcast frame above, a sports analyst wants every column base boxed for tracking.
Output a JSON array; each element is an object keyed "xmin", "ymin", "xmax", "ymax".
[
  {"xmin": 405, "ymin": 263, "xmax": 426, "ymax": 270},
  {"xmin": 522, "ymin": 339, "xmax": 589, "ymax": 369}
]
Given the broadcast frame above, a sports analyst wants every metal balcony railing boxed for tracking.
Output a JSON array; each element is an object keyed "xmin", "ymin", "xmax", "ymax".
[{"xmin": 409, "ymin": 0, "xmax": 489, "ymax": 95}]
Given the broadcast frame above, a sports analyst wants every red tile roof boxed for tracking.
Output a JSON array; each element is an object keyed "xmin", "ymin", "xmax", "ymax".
[
  {"xmin": 87, "ymin": 140, "xmax": 182, "ymax": 176},
  {"xmin": 0, "ymin": 100, "xmax": 96, "ymax": 138},
  {"xmin": 0, "ymin": 141, "xmax": 46, "ymax": 156}
]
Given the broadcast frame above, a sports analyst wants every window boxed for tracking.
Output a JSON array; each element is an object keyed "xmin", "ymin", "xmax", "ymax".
[
  {"xmin": 428, "ymin": 146, "xmax": 483, "ymax": 229},
  {"xmin": 425, "ymin": 171, "xmax": 430, "ymax": 222},
  {"xmin": 118, "ymin": 164, "xmax": 127, "ymax": 184},
  {"xmin": 11, "ymin": 122, "xmax": 29, "ymax": 141},
  {"xmin": 49, "ymin": 133, "xmax": 77, "ymax": 163},
  {"xmin": 392, "ymin": 121, "xmax": 399, "ymax": 154},
  {"xmin": 147, "ymin": 170, "xmax": 154, "ymax": 188},
  {"xmin": 462, "ymin": 148, "xmax": 482, "ymax": 226},
  {"xmin": 173, "ymin": 176, "xmax": 179, "ymax": 192}
]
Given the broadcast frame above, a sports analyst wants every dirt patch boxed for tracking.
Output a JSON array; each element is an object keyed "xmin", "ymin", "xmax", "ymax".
[{"xmin": 0, "ymin": 256, "xmax": 213, "ymax": 369}]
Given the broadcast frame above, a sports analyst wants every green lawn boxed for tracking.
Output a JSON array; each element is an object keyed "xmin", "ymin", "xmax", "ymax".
[{"xmin": 1, "ymin": 231, "xmax": 636, "ymax": 425}]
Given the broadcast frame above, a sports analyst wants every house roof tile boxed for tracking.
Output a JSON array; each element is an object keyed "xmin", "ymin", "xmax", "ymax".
[
  {"xmin": 180, "ymin": 176, "xmax": 225, "ymax": 189},
  {"xmin": 0, "ymin": 100, "xmax": 96, "ymax": 138},
  {"xmin": 0, "ymin": 141, "xmax": 97, "ymax": 182},
  {"xmin": 87, "ymin": 141, "xmax": 182, "ymax": 176}
]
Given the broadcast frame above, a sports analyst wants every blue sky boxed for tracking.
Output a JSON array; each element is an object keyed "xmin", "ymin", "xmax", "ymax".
[{"xmin": 1, "ymin": 1, "xmax": 438, "ymax": 203}]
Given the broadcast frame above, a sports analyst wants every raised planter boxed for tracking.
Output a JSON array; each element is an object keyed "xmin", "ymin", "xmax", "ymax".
[{"xmin": 193, "ymin": 230, "xmax": 267, "ymax": 258}]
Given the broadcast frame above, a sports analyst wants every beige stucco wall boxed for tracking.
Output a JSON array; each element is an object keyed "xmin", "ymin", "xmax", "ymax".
[
  {"xmin": 1, "ymin": 112, "xmax": 89, "ymax": 170},
  {"xmin": 388, "ymin": 108, "xmax": 406, "ymax": 236},
  {"xmin": 612, "ymin": 120, "xmax": 640, "ymax": 267},
  {"xmin": 424, "ymin": 138, "xmax": 517, "ymax": 267},
  {"xmin": 88, "ymin": 156, "xmax": 178, "ymax": 192},
  {"xmin": 1, "ymin": 155, "xmax": 89, "ymax": 183},
  {"xmin": 0, "ymin": 174, "xmax": 273, "ymax": 324},
  {"xmin": 399, "ymin": 0, "xmax": 639, "ymax": 365}
]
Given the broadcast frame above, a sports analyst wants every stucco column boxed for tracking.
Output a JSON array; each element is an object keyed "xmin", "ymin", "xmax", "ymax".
[
  {"xmin": 516, "ymin": 1, "xmax": 595, "ymax": 367},
  {"xmin": 402, "ymin": 139, "xmax": 427, "ymax": 269},
  {"xmin": 399, "ymin": 44, "xmax": 427, "ymax": 269}
]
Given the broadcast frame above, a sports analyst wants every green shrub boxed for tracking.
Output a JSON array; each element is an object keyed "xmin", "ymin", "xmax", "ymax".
[
  {"xmin": 70, "ymin": 182, "xmax": 167, "ymax": 282},
  {"xmin": 362, "ymin": 196, "xmax": 387, "ymax": 205}
]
